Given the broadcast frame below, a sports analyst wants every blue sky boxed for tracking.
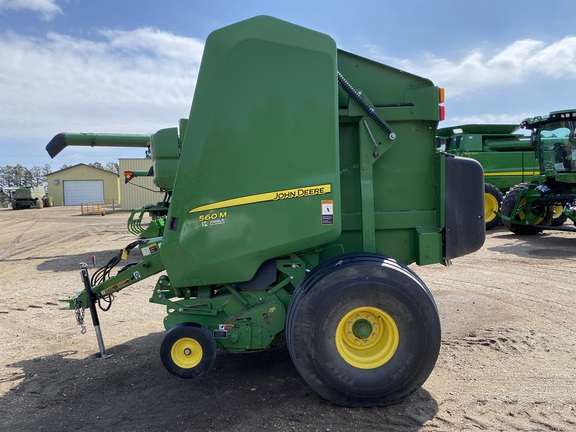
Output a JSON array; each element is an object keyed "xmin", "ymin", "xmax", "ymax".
[{"xmin": 1, "ymin": 0, "xmax": 575, "ymax": 169}]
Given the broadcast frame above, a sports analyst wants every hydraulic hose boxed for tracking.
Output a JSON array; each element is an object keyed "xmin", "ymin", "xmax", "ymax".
[{"xmin": 337, "ymin": 72, "xmax": 396, "ymax": 140}]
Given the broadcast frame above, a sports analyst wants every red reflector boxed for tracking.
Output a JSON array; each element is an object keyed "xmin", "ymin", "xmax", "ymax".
[{"xmin": 439, "ymin": 106, "xmax": 445, "ymax": 121}]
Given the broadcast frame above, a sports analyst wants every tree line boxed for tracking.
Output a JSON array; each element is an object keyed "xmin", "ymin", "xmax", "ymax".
[{"xmin": 0, "ymin": 162, "xmax": 119, "ymax": 206}]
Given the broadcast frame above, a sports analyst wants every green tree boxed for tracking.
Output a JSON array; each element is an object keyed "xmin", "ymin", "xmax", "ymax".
[{"xmin": 105, "ymin": 162, "xmax": 119, "ymax": 174}]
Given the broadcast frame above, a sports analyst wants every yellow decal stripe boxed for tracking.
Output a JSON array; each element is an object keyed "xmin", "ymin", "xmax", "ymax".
[
  {"xmin": 485, "ymin": 171, "xmax": 538, "ymax": 176},
  {"xmin": 189, "ymin": 184, "xmax": 331, "ymax": 213}
]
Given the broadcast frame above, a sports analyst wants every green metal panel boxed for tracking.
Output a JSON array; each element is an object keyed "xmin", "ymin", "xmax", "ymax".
[
  {"xmin": 333, "ymin": 50, "xmax": 444, "ymax": 265},
  {"xmin": 162, "ymin": 16, "xmax": 341, "ymax": 287},
  {"xmin": 470, "ymin": 151, "xmax": 537, "ymax": 191},
  {"xmin": 485, "ymin": 138, "xmax": 531, "ymax": 151},
  {"xmin": 149, "ymin": 127, "xmax": 180, "ymax": 191}
]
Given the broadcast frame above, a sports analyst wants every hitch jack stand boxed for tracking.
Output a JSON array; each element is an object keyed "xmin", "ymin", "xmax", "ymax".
[{"xmin": 81, "ymin": 264, "xmax": 112, "ymax": 359}]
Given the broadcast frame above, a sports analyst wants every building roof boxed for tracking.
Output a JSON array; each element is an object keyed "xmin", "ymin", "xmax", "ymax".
[{"xmin": 47, "ymin": 163, "xmax": 119, "ymax": 177}]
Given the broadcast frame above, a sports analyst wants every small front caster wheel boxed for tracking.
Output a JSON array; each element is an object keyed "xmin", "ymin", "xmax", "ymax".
[{"xmin": 160, "ymin": 323, "xmax": 216, "ymax": 379}]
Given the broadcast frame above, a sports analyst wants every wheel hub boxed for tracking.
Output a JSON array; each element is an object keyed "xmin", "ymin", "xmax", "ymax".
[
  {"xmin": 352, "ymin": 319, "xmax": 372, "ymax": 340},
  {"xmin": 336, "ymin": 306, "xmax": 399, "ymax": 369},
  {"xmin": 171, "ymin": 337, "xmax": 203, "ymax": 369}
]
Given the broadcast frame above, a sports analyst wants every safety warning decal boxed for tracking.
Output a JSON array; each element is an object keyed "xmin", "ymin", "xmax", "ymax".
[
  {"xmin": 322, "ymin": 200, "xmax": 334, "ymax": 225},
  {"xmin": 141, "ymin": 243, "xmax": 159, "ymax": 256}
]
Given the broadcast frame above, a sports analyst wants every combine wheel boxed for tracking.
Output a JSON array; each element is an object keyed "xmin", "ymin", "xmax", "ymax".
[
  {"xmin": 501, "ymin": 183, "xmax": 553, "ymax": 235},
  {"xmin": 43, "ymin": 196, "xmax": 54, "ymax": 207},
  {"xmin": 35, "ymin": 199, "xmax": 43, "ymax": 209},
  {"xmin": 160, "ymin": 323, "xmax": 216, "ymax": 379},
  {"xmin": 285, "ymin": 253, "xmax": 441, "ymax": 407},
  {"xmin": 550, "ymin": 206, "xmax": 568, "ymax": 226},
  {"xmin": 484, "ymin": 183, "xmax": 503, "ymax": 230}
]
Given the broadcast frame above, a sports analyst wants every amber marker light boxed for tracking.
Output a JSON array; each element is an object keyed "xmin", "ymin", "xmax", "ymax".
[{"xmin": 439, "ymin": 88, "xmax": 445, "ymax": 121}]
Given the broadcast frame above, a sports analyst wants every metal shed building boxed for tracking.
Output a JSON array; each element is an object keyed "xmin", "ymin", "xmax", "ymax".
[
  {"xmin": 119, "ymin": 159, "xmax": 165, "ymax": 211},
  {"xmin": 46, "ymin": 164, "xmax": 120, "ymax": 206}
]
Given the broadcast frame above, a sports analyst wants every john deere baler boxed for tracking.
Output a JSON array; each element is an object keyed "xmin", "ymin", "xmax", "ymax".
[{"xmin": 49, "ymin": 16, "xmax": 484, "ymax": 407}]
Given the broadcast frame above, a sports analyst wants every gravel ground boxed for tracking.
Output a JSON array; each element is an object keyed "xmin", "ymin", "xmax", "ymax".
[{"xmin": 0, "ymin": 206, "xmax": 575, "ymax": 431}]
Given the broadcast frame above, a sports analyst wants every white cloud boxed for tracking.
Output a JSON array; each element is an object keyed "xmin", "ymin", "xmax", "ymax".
[
  {"xmin": 527, "ymin": 37, "xmax": 576, "ymax": 78},
  {"xmin": 368, "ymin": 36, "xmax": 576, "ymax": 98},
  {"xmin": 0, "ymin": 29, "xmax": 204, "ymax": 143},
  {"xmin": 0, "ymin": 0, "xmax": 62, "ymax": 21}
]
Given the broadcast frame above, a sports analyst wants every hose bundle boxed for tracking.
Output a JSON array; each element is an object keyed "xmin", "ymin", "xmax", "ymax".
[{"xmin": 90, "ymin": 239, "xmax": 146, "ymax": 310}]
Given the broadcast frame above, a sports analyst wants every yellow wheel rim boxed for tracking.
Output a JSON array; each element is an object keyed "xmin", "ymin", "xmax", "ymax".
[
  {"xmin": 171, "ymin": 337, "xmax": 203, "ymax": 369},
  {"xmin": 553, "ymin": 205, "xmax": 564, "ymax": 219},
  {"xmin": 518, "ymin": 197, "xmax": 546, "ymax": 224},
  {"xmin": 484, "ymin": 192, "xmax": 499, "ymax": 222},
  {"xmin": 335, "ymin": 306, "xmax": 399, "ymax": 369}
]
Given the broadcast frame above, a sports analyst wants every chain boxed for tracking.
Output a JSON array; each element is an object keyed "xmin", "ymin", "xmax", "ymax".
[{"xmin": 74, "ymin": 300, "xmax": 86, "ymax": 334}]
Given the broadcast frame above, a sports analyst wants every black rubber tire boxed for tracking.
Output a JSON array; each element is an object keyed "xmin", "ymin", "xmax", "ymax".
[
  {"xmin": 484, "ymin": 183, "xmax": 503, "ymax": 230},
  {"xmin": 501, "ymin": 183, "xmax": 553, "ymax": 235},
  {"xmin": 43, "ymin": 196, "xmax": 54, "ymax": 207},
  {"xmin": 160, "ymin": 323, "xmax": 217, "ymax": 379},
  {"xmin": 550, "ymin": 206, "xmax": 568, "ymax": 226},
  {"xmin": 35, "ymin": 199, "xmax": 43, "ymax": 209},
  {"xmin": 285, "ymin": 253, "xmax": 441, "ymax": 407}
]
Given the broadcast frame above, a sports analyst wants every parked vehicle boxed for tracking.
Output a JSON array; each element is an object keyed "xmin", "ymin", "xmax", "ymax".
[{"xmin": 5, "ymin": 186, "xmax": 53, "ymax": 209}]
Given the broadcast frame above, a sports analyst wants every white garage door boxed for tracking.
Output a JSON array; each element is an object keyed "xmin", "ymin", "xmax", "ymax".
[{"xmin": 63, "ymin": 180, "xmax": 104, "ymax": 205}]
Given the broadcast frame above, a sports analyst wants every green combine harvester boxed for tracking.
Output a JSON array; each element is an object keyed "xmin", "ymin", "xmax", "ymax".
[
  {"xmin": 5, "ymin": 186, "xmax": 53, "ymax": 209},
  {"xmin": 46, "ymin": 16, "xmax": 485, "ymax": 407}
]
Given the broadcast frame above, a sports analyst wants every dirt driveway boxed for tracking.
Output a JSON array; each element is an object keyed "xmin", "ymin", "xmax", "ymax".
[{"xmin": 0, "ymin": 206, "xmax": 575, "ymax": 431}]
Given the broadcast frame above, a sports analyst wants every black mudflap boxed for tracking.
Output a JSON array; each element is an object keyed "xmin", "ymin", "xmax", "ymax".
[{"xmin": 445, "ymin": 155, "xmax": 485, "ymax": 260}]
